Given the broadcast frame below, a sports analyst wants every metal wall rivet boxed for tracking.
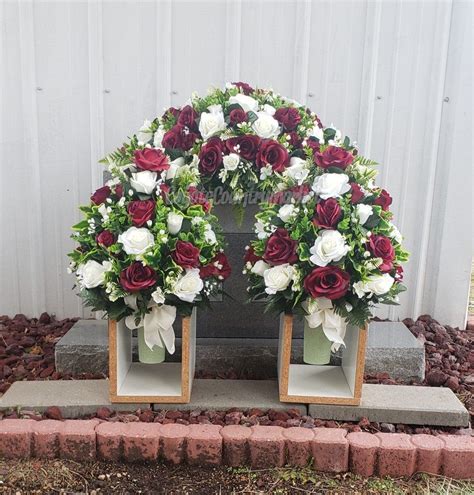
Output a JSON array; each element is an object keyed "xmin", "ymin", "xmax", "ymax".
[
  {"xmin": 171, "ymin": 90, "xmax": 178, "ymax": 95},
  {"xmin": 443, "ymin": 96, "xmax": 449, "ymax": 102},
  {"xmin": 376, "ymin": 96, "xmax": 382, "ymax": 100},
  {"xmin": 36, "ymin": 87, "xmax": 42, "ymax": 91},
  {"xmin": 308, "ymin": 92, "xmax": 314, "ymax": 97},
  {"xmin": 104, "ymin": 89, "xmax": 111, "ymax": 94}
]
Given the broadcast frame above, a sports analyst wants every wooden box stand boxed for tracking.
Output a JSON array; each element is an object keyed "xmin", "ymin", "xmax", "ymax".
[
  {"xmin": 278, "ymin": 313, "xmax": 367, "ymax": 405},
  {"xmin": 108, "ymin": 309, "xmax": 196, "ymax": 403}
]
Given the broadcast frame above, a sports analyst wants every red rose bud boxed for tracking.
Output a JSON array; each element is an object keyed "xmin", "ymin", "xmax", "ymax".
[
  {"xmin": 198, "ymin": 137, "xmax": 224, "ymax": 175},
  {"xmin": 127, "ymin": 199, "xmax": 156, "ymax": 227},
  {"xmin": 134, "ymin": 148, "xmax": 170, "ymax": 172},
  {"xmin": 115, "ymin": 184, "xmax": 123, "ymax": 198},
  {"xmin": 304, "ymin": 266, "xmax": 350, "ymax": 300},
  {"xmin": 178, "ymin": 105, "xmax": 198, "ymax": 131},
  {"xmin": 96, "ymin": 230, "xmax": 115, "ymax": 247},
  {"xmin": 200, "ymin": 253, "xmax": 231, "ymax": 280},
  {"xmin": 315, "ymin": 146, "xmax": 354, "ymax": 170},
  {"xmin": 374, "ymin": 189, "xmax": 392, "ymax": 211},
  {"xmin": 188, "ymin": 186, "xmax": 211, "ymax": 212},
  {"xmin": 160, "ymin": 184, "xmax": 171, "ymax": 201},
  {"xmin": 120, "ymin": 262, "xmax": 156, "ymax": 292},
  {"xmin": 162, "ymin": 107, "xmax": 180, "ymax": 120},
  {"xmin": 225, "ymin": 135, "xmax": 261, "ymax": 161},
  {"xmin": 244, "ymin": 246, "xmax": 261, "ymax": 264},
  {"xmin": 395, "ymin": 265, "xmax": 404, "ymax": 281},
  {"xmin": 172, "ymin": 240, "xmax": 201, "ymax": 269},
  {"xmin": 368, "ymin": 235, "xmax": 395, "ymax": 272},
  {"xmin": 350, "ymin": 183, "xmax": 364, "ymax": 204},
  {"xmin": 91, "ymin": 186, "xmax": 111, "ymax": 205},
  {"xmin": 306, "ymin": 136, "xmax": 321, "ymax": 155},
  {"xmin": 274, "ymin": 107, "xmax": 301, "ymax": 131},
  {"xmin": 232, "ymin": 81, "xmax": 254, "ymax": 95},
  {"xmin": 287, "ymin": 131, "xmax": 303, "ymax": 148},
  {"xmin": 263, "ymin": 228, "xmax": 298, "ymax": 266},
  {"xmin": 256, "ymin": 139, "xmax": 290, "ymax": 172},
  {"xmin": 313, "ymin": 198, "xmax": 342, "ymax": 229},
  {"xmin": 229, "ymin": 108, "xmax": 247, "ymax": 126}
]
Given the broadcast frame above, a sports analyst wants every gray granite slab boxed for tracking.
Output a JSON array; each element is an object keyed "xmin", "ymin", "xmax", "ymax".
[{"xmin": 309, "ymin": 384, "xmax": 469, "ymax": 427}]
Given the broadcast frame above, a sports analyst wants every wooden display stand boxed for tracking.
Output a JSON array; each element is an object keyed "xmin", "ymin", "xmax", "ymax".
[
  {"xmin": 108, "ymin": 309, "xmax": 196, "ymax": 403},
  {"xmin": 278, "ymin": 313, "xmax": 367, "ymax": 405}
]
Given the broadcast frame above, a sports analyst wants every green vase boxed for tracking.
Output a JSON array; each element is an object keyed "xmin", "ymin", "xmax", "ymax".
[
  {"xmin": 303, "ymin": 320, "xmax": 332, "ymax": 365},
  {"xmin": 137, "ymin": 327, "xmax": 165, "ymax": 364}
]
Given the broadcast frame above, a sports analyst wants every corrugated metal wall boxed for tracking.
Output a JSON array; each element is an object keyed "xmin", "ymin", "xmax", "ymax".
[{"xmin": 1, "ymin": 0, "xmax": 472, "ymax": 327}]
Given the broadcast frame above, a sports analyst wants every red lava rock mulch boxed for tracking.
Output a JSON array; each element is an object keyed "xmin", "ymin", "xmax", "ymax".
[
  {"xmin": 0, "ymin": 313, "xmax": 104, "ymax": 395},
  {"xmin": 0, "ymin": 419, "xmax": 473, "ymax": 479}
]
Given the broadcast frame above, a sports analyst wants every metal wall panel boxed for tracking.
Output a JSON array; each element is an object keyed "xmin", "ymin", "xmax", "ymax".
[{"xmin": 0, "ymin": 0, "xmax": 471, "ymax": 327}]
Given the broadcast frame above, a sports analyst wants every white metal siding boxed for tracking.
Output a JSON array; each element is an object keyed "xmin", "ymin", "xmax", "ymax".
[{"xmin": 1, "ymin": 0, "xmax": 472, "ymax": 327}]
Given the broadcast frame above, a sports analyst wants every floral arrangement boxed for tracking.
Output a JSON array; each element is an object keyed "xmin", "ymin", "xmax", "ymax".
[{"xmin": 69, "ymin": 81, "xmax": 408, "ymax": 352}]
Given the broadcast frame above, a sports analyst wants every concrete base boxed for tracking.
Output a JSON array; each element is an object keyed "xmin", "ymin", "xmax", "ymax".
[
  {"xmin": 55, "ymin": 320, "xmax": 425, "ymax": 381},
  {"xmin": 0, "ymin": 379, "xmax": 468, "ymax": 427},
  {"xmin": 309, "ymin": 384, "xmax": 469, "ymax": 427}
]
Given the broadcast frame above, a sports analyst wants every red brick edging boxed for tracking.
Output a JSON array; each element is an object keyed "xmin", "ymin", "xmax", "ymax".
[{"xmin": 0, "ymin": 420, "xmax": 473, "ymax": 479}]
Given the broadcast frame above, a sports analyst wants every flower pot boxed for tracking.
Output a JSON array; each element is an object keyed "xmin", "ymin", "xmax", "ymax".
[
  {"xmin": 137, "ymin": 327, "xmax": 165, "ymax": 364},
  {"xmin": 303, "ymin": 320, "xmax": 332, "ymax": 365}
]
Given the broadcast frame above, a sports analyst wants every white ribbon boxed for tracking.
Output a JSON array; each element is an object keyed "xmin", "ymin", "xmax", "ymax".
[
  {"xmin": 302, "ymin": 297, "xmax": 347, "ymax": 352},
  {"xmin": 125, "ymin": 304, "xmax": 177, "ymax": 354}
]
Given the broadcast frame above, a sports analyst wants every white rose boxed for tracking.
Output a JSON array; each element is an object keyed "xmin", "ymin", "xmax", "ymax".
[
  {"xmin": 136, "ymin": 119, "xmax": 153, "ymax": 145},
  {"xmin": 199, "ymin": 105, "xmax": 226, "ymax": 140},
  {"xmin": 228, "ymin": 94, "xmax": 258, "ymax": 113},
  {"xmin": 283, "ymin": 157, "xmax": 309, "ymax": 185},
  {"xmin": 151, "ymin": 287, "xmax": 165, "ymax": 305},
  {"xmin": 278, "ymin": 204, "xmax": 296, "ymax": 223},
  {"xmin": 356, "ymin": 204, "xmax": 373, "ymax": 225},
  {"xmin": 353, "ymin": 273, "xmax": 394, "ymax": 299},
  {"xmin": 263, "ymin": 264, "xmax": 295, "ymax": 295},
  {"xmin": 166, "ymin": 157, "xmax": 185, "ymax": 180},
  {"xmin": 223, "ymin": 153, "xmax": 240, "ymax": 171},
  {"xmin": 204, "ymin": 226, "xmax": 217, "ymax": 244},
  {"xmin": 167, "ymin": 212, "xmax": 183, "ymax": 235},
  {"xmin": 130, "ymin": 171, "xmax": 159, "ymax": 194},
  {"xmin": 263, "ymin": 104, "xmax": 276, "ymax": 116},
  {"xmin": 312, "ymin": 173, "xmax": 350, "ymax": 199},
  {"xmin": 310, "ymin": 230, "xmax": 349, "ymax": 266},
  {"xmin": 389, "ymin": 223, "xmax": 403, "ymax": 244},
  {"xmin": 251, "ymin": 260, "xmax": 270, "ymax": 277},
  {"xmin": 118, "ymin": 227, "xmax": 154, "ymax": 255},
  {"xmin": 172, "ymin": 269, "xmax": 204, "ymax": 303},
  {"xmin": 252, "ymin": 112, "xmax": 280, "ymax": 139},
  {"xmin": 77, "ymin": 260, "xmax": 112, "ymax": 289},
  {"xmin": 153, "ymin": 127, "xmax": 165, "ymax": 148},
  {"xmin": 308, "ymin": 125, "xmax": 325, "ymax": 144}
]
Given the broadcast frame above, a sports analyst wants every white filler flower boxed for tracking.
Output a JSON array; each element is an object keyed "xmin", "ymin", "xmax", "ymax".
[
  {"xmin": 353, "ymin": 273, "xmax": 395, "ymax": 299},
  {"xmin": 310, "ymin": 230, "xmax": 349, "ymax": 266},
  {"xmin": 167, "ymin": 212, "xmax": 184, "ymax": 235},
  {"xmin": 199, "ymin": 104, "xmax": 226, "ymax": 140},
  {"xmin": 312, "ymin": 173, "xmax": 350, "ymax": 199},
  {"xmin": 130, "ymin": 170, "xmax": 159, "ymax": 194},
  {"xmin": 76, "ymin": 260, "xmax": 112, "ymax": 289},
  {"xmin": 118, "ymin": 227, "xmax": 154, "ymax": 255},
  {"xmin": 172, "ymin": 269, "xmax": 204, "ymax": 302},
  {"xmin": 263, "ymin": 264, "xmax": 295, "ymax": 294}
]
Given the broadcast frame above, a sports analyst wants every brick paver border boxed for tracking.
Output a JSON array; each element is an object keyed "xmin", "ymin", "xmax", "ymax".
[{"xmin": 0, "ymin": 420, "xmax": 472, "ymax": 479}]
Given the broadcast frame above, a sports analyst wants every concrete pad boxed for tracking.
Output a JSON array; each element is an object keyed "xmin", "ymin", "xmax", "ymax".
[
  {"xmin": 154, "ymin": 379, "xmax": 307, "ymax": 414},
  {"xmin": 309, "ymin": 384, "xmax": 469, "ymax": 427},
  {"xmin": 0, "ymin": 380, "xmax": 148, "ymax": 418}
]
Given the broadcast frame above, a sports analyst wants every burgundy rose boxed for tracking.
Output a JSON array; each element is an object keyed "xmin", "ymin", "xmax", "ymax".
[
  {"xmin": 172, "ymin": 240, "xmax": 201, "ymax": 269},
  {"xmin": 127, "ymin": 199, "xmax": 156, "ymax": 227},
  {"xmin": 178, "ymin": 105, "xmax": 199, "ymax": 131},
  {"xmin": 313, "ymin": 198, "xmax": 342, "ymax": 229},
  {"xmin": 91, "ymin": 186, "xmax": 111, "ymax": 205},
  {"xmin": 134, "ymin": 148, "xmax": 170, "ymax": 172},
  {"xmin": 287, "ymin": 131, "xmax": 303, "ymax": 149},
  {"xmin": 274, "ymin": 107, "xmax": 301, "ymax": 131},
  {"xmin": 368, "ymin": 235, "xmax": 395, "ymax": 272},
  {"xmin": 181, "ymin": 130, "xmax": 199, "ymax": 151},
  {"xmin": 162, "ymin": 124, "xmax": 198, "ymax": 151},
  {"xmin": 120, "ymin": 262, "xmax": 156, "ymax": 292},
  {"xmin": 96, "ymin": 230, "xmax": 115, "ymax": 247},
  {"xmin": 350, "ymin": 183, "xmax": 364, "ymax": 204},
  {"xmin": 229, "ymin": 108, "xmax": 247, "ymax": 126},
  {"xmin": 244, "ymin": 246, "xmax": 261, "ymax": 264},
  {"xmin": 263, "ymin": 228, "xmax": 298, "ymax": 266},
  {"xmin": 374, "ymin": 189, "xmax": 392, "ymax": 211},
  {"xmin": 256, "ymin": 139, "xmax": 290, "ymax": 172},
  {"xmin": 232, "ymin": 81, "xmax": 254, "ymax": 95},
  {"xmin": 162, "ymin": 107, "xmax": 180, "ymax": 120},
  {"xmin": 198, "ymin": 137, "xmax": 224, "ymax": 176},
  {"xmin": 188, "ymin": 186, "xmax": 211, "ymax": 213},
  {"xmin": 303, "ymin": 266, "xmax": 350, "ymax": 300},
  {"xmin": 315, "ymin": 146, "xmax": 354, "ymax": 170},
  {"xmin": 225, "ymin": 135, "xmax": 261, "ymax": 161},
  {"xmin": 200, "ymin": 253, "xmax": 231, "ymax": 280}
]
